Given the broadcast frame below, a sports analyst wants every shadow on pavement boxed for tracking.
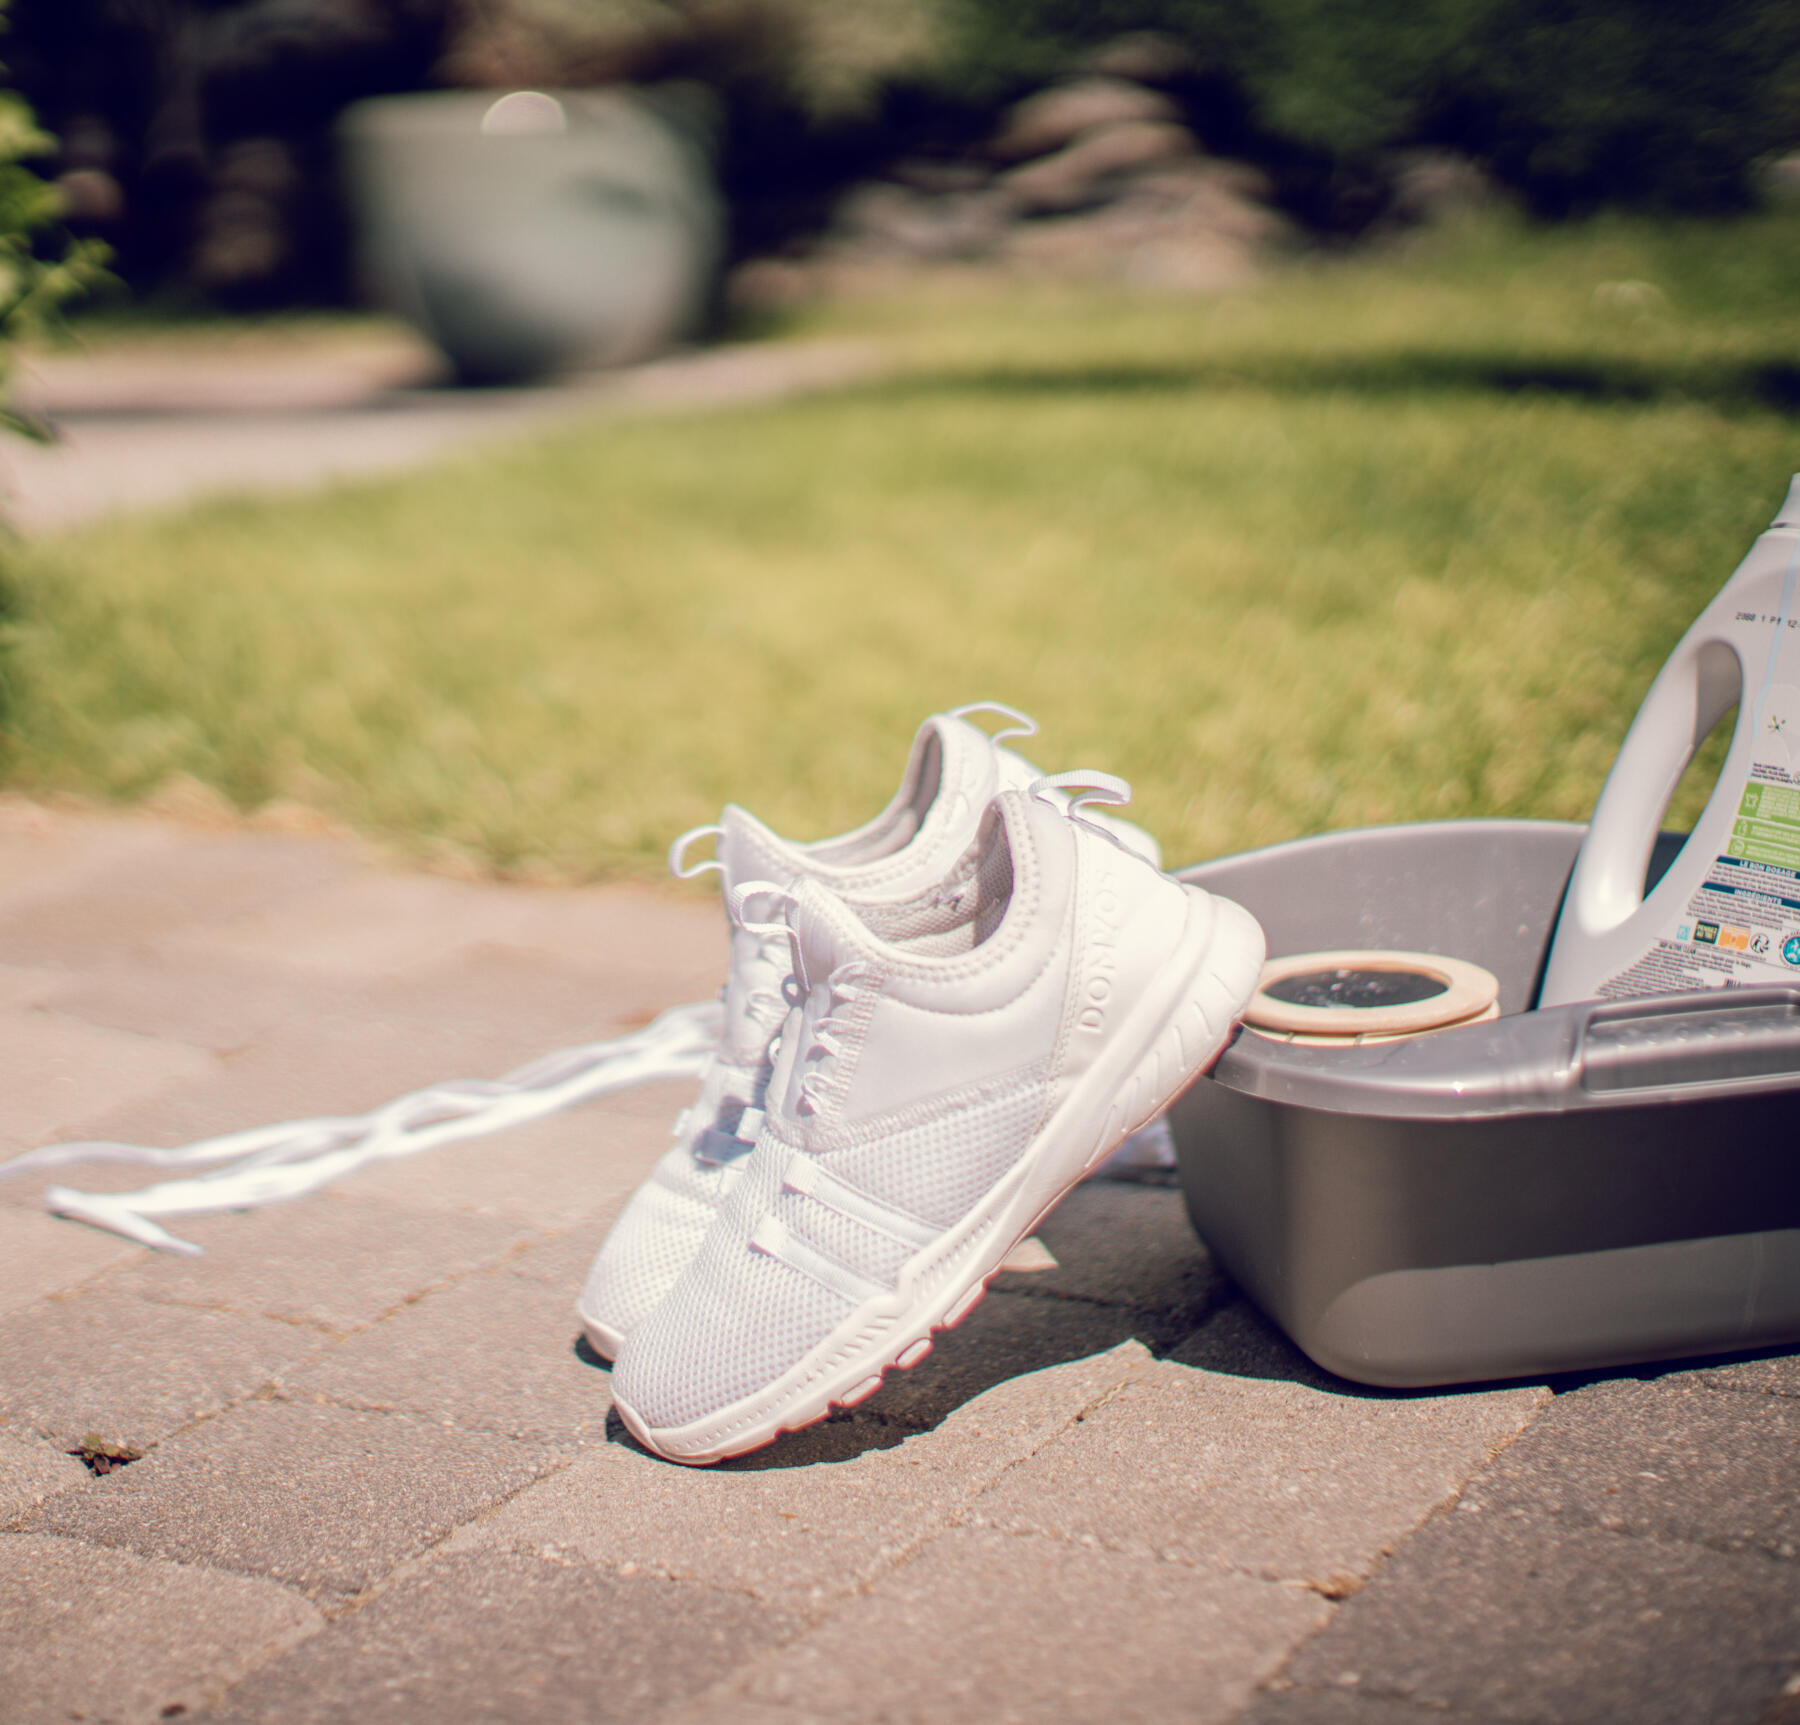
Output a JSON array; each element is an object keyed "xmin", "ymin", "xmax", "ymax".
[{"xmin": 585, "ymin": 1179, "xmax": 1446, "ymax": 1472}]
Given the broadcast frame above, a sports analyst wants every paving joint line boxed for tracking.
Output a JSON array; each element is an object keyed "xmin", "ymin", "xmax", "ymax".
[{"xmin": 1228, "ymin": 1390, "xmax": 1567, "ymax": 1706}]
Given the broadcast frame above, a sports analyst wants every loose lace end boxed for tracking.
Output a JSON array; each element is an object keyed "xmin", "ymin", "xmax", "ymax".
[{"xmin": 23, "ymin": 999, "xmax": 724, "ymax": 1254}]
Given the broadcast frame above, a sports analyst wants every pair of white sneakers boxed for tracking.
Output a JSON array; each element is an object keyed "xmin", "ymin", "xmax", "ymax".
[{"xmin": 578, "ymin": 705, "xmax": 1265, "ymax": 1465}]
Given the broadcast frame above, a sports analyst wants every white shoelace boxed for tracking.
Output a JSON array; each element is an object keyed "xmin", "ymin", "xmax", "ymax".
[
  {"xmin": 0, "ymin": 1001, "xmax": 723, "ymax": 1254},
  {"xmin": 794, "ymin": 960, "xmax": 878, "ymax": 1117},
  {"xmin": 0, "ymin": 997, "xmax": 1172, "ymax": 1257}
]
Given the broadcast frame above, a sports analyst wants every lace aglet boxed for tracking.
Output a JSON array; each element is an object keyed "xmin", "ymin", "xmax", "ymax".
[{"xmin": 44, "ymin": 1186, "xmax": 206, "ymax": 1255}]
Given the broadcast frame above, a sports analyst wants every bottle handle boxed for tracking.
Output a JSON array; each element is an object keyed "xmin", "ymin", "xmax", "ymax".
[{"xmin": 1569, "ymin": 634, "xmax": 1742, "ymax": 941}]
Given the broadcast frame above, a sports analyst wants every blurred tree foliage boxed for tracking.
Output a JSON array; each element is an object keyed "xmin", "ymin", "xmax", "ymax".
[
  {"xmin": 8, "ymin": 0, "xmax": 1798, "ymax": 310},
  {"xmin": 0, "ymin": 3, "xmax": 105, "ymax": 435},
  {"xmin": 938, "ymin": 0, "xmax": 1800, "ymax": 223}
]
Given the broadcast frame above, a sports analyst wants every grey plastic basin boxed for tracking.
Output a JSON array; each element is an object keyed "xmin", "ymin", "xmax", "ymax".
[{"xmin": 1170, "ymin": 819, "xmax": 1800, "ymax": 1387}]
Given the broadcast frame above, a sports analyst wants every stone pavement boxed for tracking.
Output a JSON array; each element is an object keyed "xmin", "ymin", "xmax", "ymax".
[{"xmin": 0, "ymin": 799, "xmax": 1795, "ymax": 1722}]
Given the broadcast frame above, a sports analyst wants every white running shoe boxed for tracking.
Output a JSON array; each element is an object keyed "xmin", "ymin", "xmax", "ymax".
[
  {"xmin": 609, "ymin": 787, "xmax": 1265, "ymax": 1465},
  {"xmin": 575, "ymin": 705, "xmax": 1160, "ymax": 1357}
]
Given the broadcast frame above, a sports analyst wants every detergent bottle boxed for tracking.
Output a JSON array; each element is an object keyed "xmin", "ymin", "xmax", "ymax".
[{"xmin": 1541, "ymin": 476, "xmax": 1800, "ymax": 1006}]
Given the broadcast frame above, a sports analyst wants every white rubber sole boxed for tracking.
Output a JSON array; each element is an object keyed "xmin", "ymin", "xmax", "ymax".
[
  {"xmin": 613, "ymin": 887, "xmax": 1266, "ymax": 1466},
  {"xmin": 576, "ymin": 1305, "xmax": 627, "ymax": 1362}
]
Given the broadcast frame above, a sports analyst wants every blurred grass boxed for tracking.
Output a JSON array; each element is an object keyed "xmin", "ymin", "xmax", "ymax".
[{"xmin": 5, "ymin": 206, "xmax": 1799, "ymax": 878}]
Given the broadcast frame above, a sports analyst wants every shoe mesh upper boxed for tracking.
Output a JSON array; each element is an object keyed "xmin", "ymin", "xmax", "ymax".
[
  {"xmin": 614, "ymin": 1146, "xmax": 852, "ymax": 1430},
  {"xmin": 578, "ymin": 1141, "xmax": 732, "ymax": 1342},
  {"xmin": 613, "ymin": 1068, "xmax": 1053, "ymax": 1432},
  {"xmin": 823, "ymin": 1066, "xmax": 1048, "ymax": 1230},
  {"xmin": 774, "ymin": 1187, "xmax": 914, "ymax": 1288}
]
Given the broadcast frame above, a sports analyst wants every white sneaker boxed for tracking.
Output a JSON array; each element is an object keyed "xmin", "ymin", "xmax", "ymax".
[
  {"xmin": 609, "ymin": 787, "xmax": 1265, "ymax": 1465},
  {"xmin": 575, "ymin": 705, "xmax": 1160, "ymax": 1357}
]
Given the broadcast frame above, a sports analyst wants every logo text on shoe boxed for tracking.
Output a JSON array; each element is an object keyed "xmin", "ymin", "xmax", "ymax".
[{"xmin": 1077, "ymin": 870, "xmax": 1124, "ymax": 1035}]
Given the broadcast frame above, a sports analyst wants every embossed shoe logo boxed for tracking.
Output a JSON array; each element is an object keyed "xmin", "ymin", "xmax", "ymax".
[{"xmin": 1077, "ymin": 869, "xmax": 1123, "ymax": 1034}]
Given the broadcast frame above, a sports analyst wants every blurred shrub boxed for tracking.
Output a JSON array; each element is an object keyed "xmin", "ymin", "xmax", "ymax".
[
  {"xmin": 0, "ymin": 15, "xmax": 104, "ymax": 434},
  {"xmin": 935, "ymin": 0, "xmax": 1800, "ymax": 221},
  {"xmin": 1443, "ymin": 0, "xmax": 1800, "ymax": 215}
]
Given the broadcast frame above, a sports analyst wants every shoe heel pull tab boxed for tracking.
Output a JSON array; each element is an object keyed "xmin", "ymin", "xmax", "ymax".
[
  {"xmin": 949, "ymin": 700, "xmax": 1038, "ymax": 747},
  {"xmin": 669, "ymin": 823, "xmax": 725, "ymax": 880},
  {"xmin": 1030, "ymin": 769, "xmax": 1133, "ymax": 815}
]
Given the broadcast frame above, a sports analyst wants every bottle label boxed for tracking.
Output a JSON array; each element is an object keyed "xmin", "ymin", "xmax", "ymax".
[{"xmin": 1599, "ymin": 677, "xmax": 1800, "ymax": 998}]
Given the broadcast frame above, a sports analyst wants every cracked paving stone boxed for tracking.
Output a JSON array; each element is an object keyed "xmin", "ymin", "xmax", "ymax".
[
  {"xmin": 22, "ymin": 1399, "xmax": 562, "ymax": 1603},
  {"xmin": 200, "ymin": 1548, "xmax": 791, "ymax": 1724}
]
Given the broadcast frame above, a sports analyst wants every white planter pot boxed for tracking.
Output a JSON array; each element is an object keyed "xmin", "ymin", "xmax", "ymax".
[{"xmin": 339, "ymin": 88, "xmax": 724, "ymax": 384}]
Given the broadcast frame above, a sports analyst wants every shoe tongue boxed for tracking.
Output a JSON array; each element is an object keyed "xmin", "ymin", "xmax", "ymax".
[
  {"xmin": 716, "ymin": 805, "xmax": 798, "ymax": 893},
  {"xmin": 789, "ymin": 878, "xmax": 871, "ymax": 991}
]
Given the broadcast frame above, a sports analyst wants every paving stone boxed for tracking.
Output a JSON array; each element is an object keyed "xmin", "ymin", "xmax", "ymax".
[
  {"xmin": 202, "ymin": 1548, "xmax": 792, "ymax": 1724},
  {"xmin": 0, "ymin": 1003, "xmax": 215, "ymax": 1167},
  {"xmin": 40, "ymin": 947, "xmax": 348, "ymax": 1054},
  {"xmin": 0, "ymin": 1532, "xmax": 323, "ymax": 1725},
  {"xmin": 1234, "ymin": 1688, "xmax": 1504, "ymax": 1725},
  {"xmin": 448, "ymin": 1343, "xmax": 1151, "ymax": 1607},
  {"xmin": 502, "ymin": 1223, "xmax": 611, "ymax": 1291},
  {"xmin": 0, "ymin": 803, "xmax": 178, "ymax": 915},
  {"xmin": 1460, "ymin": 1377, "xmax": 1800, "ymax": 1565},
  {"xmin": 0, "ymin": 1204, "xmax": 144, "ymax": 1316},
  {"xmin": 356, "ymin": 937, "xmax": 721, "ymax": 1045},
  {"xmin": 495, "ymin": 883, "xmax": 725, "ymax": 996},
  {"xmin": 102, "ymin": 1189, "xmax": 531, "ymax": 1334},
  {"xmin": 1282, "ymin": 1501, "xmax": 1800, "ymax": 1725},
  {"xmin": 968, "ymin": 1360, "xmax": 1549, "ymax": 1592},
  {"xmin": 1663, "ymin": 1349, "xmax": 1800, "ymax": 1400},
  {"xmin": 0, "ymin": 826, "xmax": 354, "ymax": 966},
  {"xmin": 338, "ymin": 1095, "xmax": 683, "ymax": 1230},
  {"xmin": 0, "ymin": 1430, "xmax": 86, "ymax": 1522},
  {"xmin": 63, "ymin": 1008, "xmax": 621, "ymax": 1159},
  {"xmin": 165, "ymin": 870, "xmax": 550, "ymax": 978},
  {"xmin": 992, "ymin": 1180, "xmax": 1229, "ymax": 1348},
  {"xmin": 709, "ymin": 1527, "xmax": 1331, "ymax": 1725},
  {"xmin": 24, "ymin": 1399, "xmax": 561, "ymax": 1603},
  {"xmin": 0, "ymin": 961, "xmax": 61, "ymax": 1009},
  {"xmin": 281, "ymin": 1247, "xmax": 611, "ymax": 1445},
  {"xmin": 0, "ymin": 1290, "xmax": 321, "ymax": 1451},
  {"xmin": 857, "ymin": 1287, "xmax": 1144, "ymax": 1431}
]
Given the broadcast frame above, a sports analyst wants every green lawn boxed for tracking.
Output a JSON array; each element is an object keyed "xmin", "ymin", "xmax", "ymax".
[{"xmin": 7, "ymin": 208, "xmax": 1800, "ymax": 878}]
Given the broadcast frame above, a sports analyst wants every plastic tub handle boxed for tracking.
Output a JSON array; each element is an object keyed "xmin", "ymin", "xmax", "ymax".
[{"xmin": 1579, "ymin": 989, "xmax": 1800, "ymax": 1092}]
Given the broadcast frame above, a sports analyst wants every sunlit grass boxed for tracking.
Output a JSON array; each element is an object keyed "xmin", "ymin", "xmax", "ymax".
[{"xmin": 6, "ymin": 207, "xmax": 1798, "ymax": 876}]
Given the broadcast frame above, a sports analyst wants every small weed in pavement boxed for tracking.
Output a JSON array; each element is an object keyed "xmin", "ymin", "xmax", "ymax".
[{"xmin": 69, "ymin": 1432, "xmax": 141, "ymax": 1475}]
